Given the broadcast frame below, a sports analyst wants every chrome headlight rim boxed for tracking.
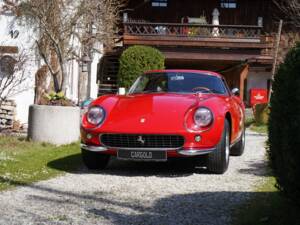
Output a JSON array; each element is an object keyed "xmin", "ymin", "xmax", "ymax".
[
  {"xmin": 87, "ymin": 106, "xmax": 106, "ymax": 126},
  {"xmin": 193, "ymin": 107, "xmax": 214, "ymax": 128}
]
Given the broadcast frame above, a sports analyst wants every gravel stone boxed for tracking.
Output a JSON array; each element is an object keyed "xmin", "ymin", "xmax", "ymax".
[{"xmin": 0, "ymin": 130, "xmax": 267, "ymax": 225}]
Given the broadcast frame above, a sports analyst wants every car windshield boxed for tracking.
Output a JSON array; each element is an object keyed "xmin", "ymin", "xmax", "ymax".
[{"xmin": 128, "ymin": 72, "xmax": 228, "ymax": 95}]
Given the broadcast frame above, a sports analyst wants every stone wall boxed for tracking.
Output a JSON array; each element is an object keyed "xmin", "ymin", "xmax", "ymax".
[{"xmin": 0, "ymin": 100, "xmax": 16, "ymax": 130}]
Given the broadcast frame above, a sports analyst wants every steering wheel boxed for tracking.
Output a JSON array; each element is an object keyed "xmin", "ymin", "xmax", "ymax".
[{"xmin": 192, "ymin": 86, "xmax": 213, "ymax": 93}]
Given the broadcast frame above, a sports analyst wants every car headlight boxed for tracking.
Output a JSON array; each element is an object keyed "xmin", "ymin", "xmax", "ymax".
[
  {"xmin": 87, "ymin": 106, "xmax": 105, "ymax": 126},
  {"xmin": 194, "ymin": 107, "xmax": 213, "ymax": 127}
]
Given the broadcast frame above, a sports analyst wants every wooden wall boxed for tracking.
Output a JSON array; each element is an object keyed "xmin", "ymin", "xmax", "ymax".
[{"xmin": 126, "ymin": 0, "xmax": 275, "ymax": 31}]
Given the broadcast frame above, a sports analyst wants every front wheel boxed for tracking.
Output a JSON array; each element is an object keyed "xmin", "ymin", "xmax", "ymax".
[
  {"xmin": 81, "ymin": 149, "xmax": 110, "ymax": 170},
  {"xmin": 230, "ymin": 127, "xmax": 245, "ymax": 156},
  {"xmin": 207, "ymin": 120, "xmax": 230, "ymax": 174}
]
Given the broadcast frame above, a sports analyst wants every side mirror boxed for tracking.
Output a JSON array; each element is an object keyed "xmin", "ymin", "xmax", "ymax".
[
  {"xmin": 231, "ymin": 88, "xmax": 240, "ymax": 96},
  {"xmin": 118, "ymin": 87, "xmax": 126, "ymax": 95}
]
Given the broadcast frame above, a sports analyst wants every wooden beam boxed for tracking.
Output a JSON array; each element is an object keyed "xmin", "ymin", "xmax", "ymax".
[
  {"xmin": 239, "ymin": 65, "xmax": 249, "ymax": 101},
  {"xmin": 269, "ymin": 19, "xmax": 283, "ymax": 102},
  {"xmin": 0, "ymin": 46, "xmax": 19, "ymax": 54},
  {"xmin": 163, "ymin": 51, "xmax": 273, "ymax": 63},
  {"xmin": 123, "ymin": 35, "xmax": 274, "ymax": 49}
]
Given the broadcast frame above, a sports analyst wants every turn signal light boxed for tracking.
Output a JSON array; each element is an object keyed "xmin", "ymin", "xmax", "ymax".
[{"xmin": 195, "ymin": 135, "xmax": 202, "ymax": 142}]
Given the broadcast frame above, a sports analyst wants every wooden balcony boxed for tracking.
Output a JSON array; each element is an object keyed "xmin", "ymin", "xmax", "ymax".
[{"xmin": 123, "ymin": 22, "xmax": 274, "ymax": 50}]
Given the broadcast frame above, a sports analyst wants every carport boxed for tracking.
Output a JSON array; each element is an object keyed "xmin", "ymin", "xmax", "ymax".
[{"xmin": 162, "ymin": 48, "xmax": 273, "ymax": 102}]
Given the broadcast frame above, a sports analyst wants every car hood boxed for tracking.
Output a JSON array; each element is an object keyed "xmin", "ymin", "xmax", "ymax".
[{"xmin": 94, "ymin": 93, "xmax": 218, "ymax": 133}]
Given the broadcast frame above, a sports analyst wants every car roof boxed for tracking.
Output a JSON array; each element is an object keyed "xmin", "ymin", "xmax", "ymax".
[{"xmin": 145, "ymin": 69, "xmax": 223, "ymax": 78}]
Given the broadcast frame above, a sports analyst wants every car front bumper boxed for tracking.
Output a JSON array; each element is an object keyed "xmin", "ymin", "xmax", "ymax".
[{"xmin": 80, "ymin": 144, "xmax": 216, "ymax": 157}]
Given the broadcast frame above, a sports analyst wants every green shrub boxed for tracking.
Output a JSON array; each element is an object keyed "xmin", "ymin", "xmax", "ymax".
[
  {"xmin": 45, "ymin": 91, "xmax": 66, "ymax": 101},
  {"xmin": 253, "ymin": 103, "xmax": 269, "ymax": 125},
  {"xmin": 268, "ymin": 42, "xmax": 300, "ymax": 205},
  {"xmin": 40, "ymin": 92, "xmax": 74, "ymax": 106},
  {"xmin": 118, "ymin": 45, "xmax": 165, "ymax": 88}
]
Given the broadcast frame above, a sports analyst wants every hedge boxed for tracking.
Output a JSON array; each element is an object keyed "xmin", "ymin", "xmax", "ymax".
[
  {"xmin": 268, "ymin": 42, "xmax": 300, "ymax": 205},
  {"xmin": 118, "ymin": 45, "xmax": 165, "ymax": 88}
]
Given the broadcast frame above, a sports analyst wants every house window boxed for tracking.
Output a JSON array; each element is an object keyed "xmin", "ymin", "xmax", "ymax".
[
  {"xmin": 0, "ymin": 56, "xmax": 16, "ymax": 78},
  {"xmin": 152, "ymin": 0, "xmax": 167, "ymax": 7},
  {"xmin": 220, "ymin": 0, "xmax": 237, "ymax": 9}
]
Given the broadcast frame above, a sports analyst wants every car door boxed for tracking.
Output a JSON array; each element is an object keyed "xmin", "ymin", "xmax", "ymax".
[
  {"xmin": 230, "ymin": 93, "xmax": 245, "ymax": 142},
  {"xmin": 222, "ymin": 78, "xmax": 244, "ymax": 142}
]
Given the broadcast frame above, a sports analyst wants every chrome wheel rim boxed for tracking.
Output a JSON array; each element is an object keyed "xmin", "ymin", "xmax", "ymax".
[
  {"xmin": 242, "ymin": 130, "xmax": 245, "ymax": 148},
  {"xmin": 225, "ymin": 131, "xmax": 230, "ymax": 164}
]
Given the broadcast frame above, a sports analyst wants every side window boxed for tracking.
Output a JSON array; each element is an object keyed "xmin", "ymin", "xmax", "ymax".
[
  {"xmin": 0, "ymin": 56, "xmax": 16, "ymax": 78},
  {"xmin": 135, "ymin": 76, "xmax": 149, "ymax": 93},
  {"xmin": 222, "ymin": 78, "xmax": 231, "ymax": 95}
]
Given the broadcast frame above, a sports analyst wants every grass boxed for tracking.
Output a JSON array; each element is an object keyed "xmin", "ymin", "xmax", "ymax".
[
  {"xmin": 245, "ymin": 117, "xmax": 268, "ymax": 134},
  {"xmin": 249, "ymin": 124, "xmax": 268, "ymax": 134},
  {"xmin": 239, "ymin": 112, "xmax": 298, "ymax": 224},
  {"xmin": 0, "ymin": 136, "xmax": 81, "ymax": 191},
  {"xmin": 239, "ymin": 113, "xmax": 300, "ymax": 224},
  {"xmin": 233, "ymin": 176, "xmax": 300, "ymax": 225}
]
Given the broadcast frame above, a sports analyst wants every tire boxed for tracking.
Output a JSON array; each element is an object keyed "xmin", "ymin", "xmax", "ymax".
[
  {"xmin": 230, "ymin": 127, "xmax": 245, "ymax": 156},
  {"xmin": 207, "ymin": 120, "xmax": 230, "ymax": 174},
  {"xmin": 81, "ymin": 149, "xmax": 110, "ymax": 170}
]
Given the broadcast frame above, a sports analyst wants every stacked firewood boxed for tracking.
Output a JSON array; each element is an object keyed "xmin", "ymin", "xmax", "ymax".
[{"xmin": 0, "ymin": 100, "xmax": 16, "ymax": 130}]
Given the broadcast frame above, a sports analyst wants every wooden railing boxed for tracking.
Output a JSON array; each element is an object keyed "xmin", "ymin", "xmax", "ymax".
[{"xmin": 124, "ymin": 22, "xmax": 264, "ymax": 40}]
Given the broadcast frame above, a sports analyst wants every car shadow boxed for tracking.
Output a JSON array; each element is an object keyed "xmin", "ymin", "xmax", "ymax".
[
  {"xmin": 101, "ymin": 157, "xmax": 208, "ymax": 177},
  {"xmin": 47, "ymin": 154, "xmax": 208, "ymax": 177},
  {"xmin": 47, "ymin": 153, "xmax": 85, "ymax": 174}
]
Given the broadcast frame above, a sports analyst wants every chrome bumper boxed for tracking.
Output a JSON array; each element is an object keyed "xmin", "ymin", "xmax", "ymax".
[
  {"xmin": 80, "ymin": 144, "xmax": 108, "ymax": 152},
  {"xmin": 177, "ymin": 148, "xmax": 216, "ymax": 156},
  {"xmin": 81, "ymin": 144, "xmax": 215, "ymax": 156}
]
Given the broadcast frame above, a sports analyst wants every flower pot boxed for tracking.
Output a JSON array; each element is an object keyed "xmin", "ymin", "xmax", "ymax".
[{"xmin": 28, "ymin": 105, "xmax": 80, "ymax": 145}]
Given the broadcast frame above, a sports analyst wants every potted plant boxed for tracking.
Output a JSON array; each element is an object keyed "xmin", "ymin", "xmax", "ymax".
[{"xmin": 28, "ymin": 92, "xmax": 80, "ymax": 145}]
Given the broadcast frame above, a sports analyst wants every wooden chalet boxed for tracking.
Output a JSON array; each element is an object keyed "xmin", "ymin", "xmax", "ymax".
[{"xmin": 98, "ymin": 0, "xmax": 283, "ymax": 105}]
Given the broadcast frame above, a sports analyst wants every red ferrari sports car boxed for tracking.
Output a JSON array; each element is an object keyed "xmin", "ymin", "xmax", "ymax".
[{"xmin": 81, "ymin": 70, "xmax": 245, "ymax": 174}]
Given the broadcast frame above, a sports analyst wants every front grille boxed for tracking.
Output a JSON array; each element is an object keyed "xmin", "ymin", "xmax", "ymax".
[{"xmin": 100, "ymin": 134, "xmax": 185, "ymax": 149}]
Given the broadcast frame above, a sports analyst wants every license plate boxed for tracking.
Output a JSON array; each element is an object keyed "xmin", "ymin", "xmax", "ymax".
[{"xmin": 117, "ymin": 150, "xmax": 167, "ymax": 161}]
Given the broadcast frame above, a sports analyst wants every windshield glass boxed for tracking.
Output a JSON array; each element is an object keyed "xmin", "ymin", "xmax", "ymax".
[{"xmin": 128, "ymin": 72, "xmax": 228, "ymax": 95}]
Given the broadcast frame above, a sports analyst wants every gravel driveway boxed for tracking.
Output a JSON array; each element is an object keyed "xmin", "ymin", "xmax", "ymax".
[{"xmin": 0, "ymin": 130, "xmax": 267, "ymax": 225}]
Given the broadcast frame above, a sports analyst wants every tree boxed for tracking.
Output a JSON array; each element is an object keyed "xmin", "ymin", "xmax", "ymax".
[
  {"xmin": 13, "ymin": 0, "xmax": 125, "ymax": 94},
  {"xmin": 0, "ymin": 52, "xmax": 30, "ymax": 106},
  {"xmin": 273, "ymin": 0, "xmax": 300, "ymax": 26}
]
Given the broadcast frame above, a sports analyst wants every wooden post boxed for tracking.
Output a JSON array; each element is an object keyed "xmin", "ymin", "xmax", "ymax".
[
  {"xmin": 269, "ymin": 19, "xmax": 283, "ymax": 102},
  {"xmin": 78, "ymin": 70, "xmax": 88, "ymax": 104},
  {"xmin": 239, "ymin": 64, "xmax": 249, "ymax": 101}
]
